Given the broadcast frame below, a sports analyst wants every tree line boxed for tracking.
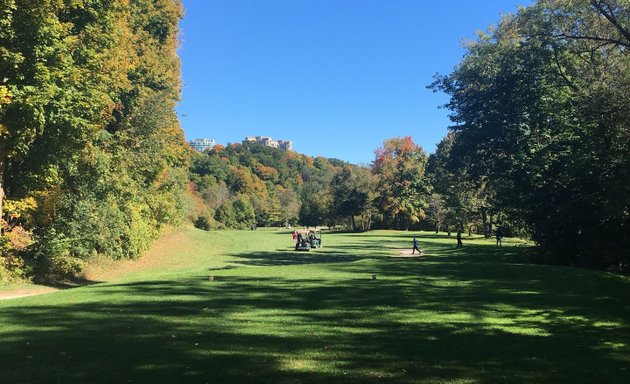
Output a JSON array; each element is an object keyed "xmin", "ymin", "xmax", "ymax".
[
  {"xmin": 188, "ymin": 136, "xmax": 431, "ymax": 233},
  {"xmin": 0, "ymin": 0, "xmax": 627, "ymax": 283}
]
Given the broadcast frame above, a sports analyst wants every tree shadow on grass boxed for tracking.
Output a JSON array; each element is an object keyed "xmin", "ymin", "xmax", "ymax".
[
  {"xmin": 227, "ymin": 249, "xmax": 369, "ymax": 267},
  {"xmin": 1, "ymin": 255, "xmax": 629, "ymax": 384}
]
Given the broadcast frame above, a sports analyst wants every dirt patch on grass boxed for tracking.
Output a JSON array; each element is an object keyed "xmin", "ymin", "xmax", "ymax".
[
  {"xmin": 0, "ymin": 286, "xmax": 58, "ymax": 300},
  {"xmin": 392, "ymin": 248, "xmax": 425, "ymax": 257}
]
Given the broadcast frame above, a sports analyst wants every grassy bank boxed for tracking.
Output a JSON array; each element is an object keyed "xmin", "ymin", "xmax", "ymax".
[{"xmin": 1, "ymin": 228, "xmax": 628, "ymax": 383}]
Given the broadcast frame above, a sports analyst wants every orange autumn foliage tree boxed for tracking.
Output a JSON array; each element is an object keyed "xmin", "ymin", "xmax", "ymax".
[{"xmin": 372, "ymin": 137, "xmax": 431, "ymax": 229}]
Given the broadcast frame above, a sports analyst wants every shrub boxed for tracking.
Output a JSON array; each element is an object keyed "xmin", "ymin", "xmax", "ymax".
[
  {"xmin": 0, "ymin": 263, "xmax": 14, "ymax": 285},
  {"xmin": 194, "ymin": 215, "xmax": 211, "ymax": 231},
  {"xmin": 46, "ymin": 256, "xmax": 85, "ymax": 281},
  {"xmin": 0, "ymin": 257, "xmax": 26, "ymax": 284}
]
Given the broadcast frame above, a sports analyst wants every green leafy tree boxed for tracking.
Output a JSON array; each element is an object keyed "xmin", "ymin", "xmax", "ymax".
[
  {"xmin": 232, "ymin": 195, "xmax": 256, "ymax": 229},
  {"xmin": 299, "ymin": 180, "xmax": 332, "ymax": 228},
  {"xmin": 1, "ymin": 1, "xmax": 188, "ymax": 274},
  {"xmin": 432, "ymin": 0, "xmax": 630, "ymax": 269},
  {"xmin": 427, "ymin": 193, "xmax": 446, "ymax": 233},
  {"xmin": 330, "ymin": 166, "xmax": 371, "ymax": 231}
]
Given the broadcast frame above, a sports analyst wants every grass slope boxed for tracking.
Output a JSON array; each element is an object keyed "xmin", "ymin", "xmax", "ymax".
[{"xmin": 1, "ymin": 228, "xmax": 628, "ymax": 383}]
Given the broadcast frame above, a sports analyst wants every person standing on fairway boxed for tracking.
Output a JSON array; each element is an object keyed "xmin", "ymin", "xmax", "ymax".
[
  {"xmin": 456, "ymin": 229, "xmax": 463, "ymax": 248},
  {"xmin": 412, "ymin": 236, "xmax": 421, "ymax": 254}
]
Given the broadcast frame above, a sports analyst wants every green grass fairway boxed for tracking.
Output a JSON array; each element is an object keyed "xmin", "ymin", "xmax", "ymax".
[{"xmin": 1, "ymin": 229, "xmax": 629, "ymax": 383}]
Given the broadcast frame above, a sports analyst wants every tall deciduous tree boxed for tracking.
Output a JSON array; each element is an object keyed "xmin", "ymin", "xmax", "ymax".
[
  {"xmin": 432, "ymin": 0, "xmax": 630, "ymax": 269},
  {"xmin": 1, "ymin": 1, "xmax": 189, "ymax": 267},
  {"xmin": 330, "ymin": 166, "xmax": 371, "ymax": 231},
  {"xmin": 372, "ymin": 137, "xmax": 431, "ymax": 230}
]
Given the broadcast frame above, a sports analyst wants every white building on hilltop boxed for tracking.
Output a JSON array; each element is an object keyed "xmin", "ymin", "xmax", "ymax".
[
  {"xmin": 189, "ymin": 138, "xmax": 216, "ymax": 152},
  {"xmin": 243, "ymin": 136, "xmax": 293, "ymax": 151}
]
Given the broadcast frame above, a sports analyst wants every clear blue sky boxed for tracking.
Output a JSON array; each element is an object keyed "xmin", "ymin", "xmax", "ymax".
[{"xmin": 177, "ymin": 0, "xmax": 531, "ymax": 164}]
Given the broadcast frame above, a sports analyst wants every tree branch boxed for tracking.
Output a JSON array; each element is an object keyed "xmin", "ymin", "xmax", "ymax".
[
  {"xmin": 550, "ymin": 45, "xmax": 581, "ymax": 93},
  {"xmin": 551, "ymin": 32, "xmax": 630, "ymax": 48},
  {"xmin": 591, "ymin": 0, "xmax": 630, "ymax": 45}
]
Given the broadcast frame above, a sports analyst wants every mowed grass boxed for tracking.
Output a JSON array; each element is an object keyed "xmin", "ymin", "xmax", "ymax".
[{"xmin": 1, "ymin": 228, "xmax": 629, "ymax": 384}]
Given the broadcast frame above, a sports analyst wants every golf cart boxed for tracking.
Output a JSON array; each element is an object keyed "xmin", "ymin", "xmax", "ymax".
[{"xmin": 295, "ymin": 229, "xmax": 322, "ymax": 251}]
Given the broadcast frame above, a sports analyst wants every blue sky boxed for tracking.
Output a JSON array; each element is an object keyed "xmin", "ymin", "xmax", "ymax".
[{"xmin": 177, "ymin": 0, "xmax": 531, "ymax": 164}]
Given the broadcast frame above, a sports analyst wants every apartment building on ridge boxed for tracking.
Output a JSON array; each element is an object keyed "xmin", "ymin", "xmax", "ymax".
[
  {"xmin": 243, "ymin": 136, "xmax": 293, "ymax": 151},
  {"xmin": 189, "ymin": 138, "xmax": 216, "ymax": 152}
]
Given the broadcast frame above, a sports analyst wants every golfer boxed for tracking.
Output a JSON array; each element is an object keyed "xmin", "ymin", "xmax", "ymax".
[{"xmin": 412, "ymin": 236, "xmax": 421, "ymax": 254}]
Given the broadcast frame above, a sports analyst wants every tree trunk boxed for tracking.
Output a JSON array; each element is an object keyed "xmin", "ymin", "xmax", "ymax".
[
  {"xmin": 0, "ymin": 182, "xmax": 4, "ymax": 236},
  {"xmin": 481, "ymin": 208, "xmax": 489, "ymax": 238},
  {"xmin": 488, "ymin": 214, "xmax": 493, "ymax": 239},
  {"xmin": 0, "ymin": 143, "xmax": 5, "ymax": 236},
  {"xmin": 351, "ymin": 216, "xmax": 356, "ymax": 232}
]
